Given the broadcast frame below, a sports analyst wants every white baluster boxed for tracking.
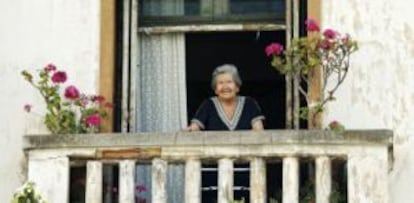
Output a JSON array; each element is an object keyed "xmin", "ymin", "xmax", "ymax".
[
  {"xmin": 218, "ymin": 158, "xmax": 234, "ymax": 203},
  {"xmin": 283, "ymin": 157, "xmax": 299, "ymax": 203},
  {"xmin": 250, "ymin": 157, "xmax": 266, "ymax": 203},
  {"xmin": 119, "ymin": 160, "xmax": 136, "ymax": 203},
  {"xmin": 316, "ymin": 156, "xmax": 331, "ymax": 203},
  {"xmin": 185, "ymin": 158, "xmax": 201, "ymax": 203},
  {"xmin": 86, "ymin": 161, "xmax": 103, "ymax": 203},
  {"xmin": 152, "ymin": 158, "xmax": 167, "ymax": 203}
]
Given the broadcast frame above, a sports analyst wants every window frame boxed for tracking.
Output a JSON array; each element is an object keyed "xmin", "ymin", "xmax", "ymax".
[
  {"xmin": 101, "ymin": 0, "xmax": 323, "ymax": 132},
  {"xmin": 138, "ymin": 0, "xmax": 286, "ymax": 27}
]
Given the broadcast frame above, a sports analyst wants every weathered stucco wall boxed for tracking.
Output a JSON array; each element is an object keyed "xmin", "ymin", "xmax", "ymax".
[
  {"xmin": 1, "ymin": 0, "xmax": 413, "ymax": 202},
  {"xmin": 321, "ymin": 1, "xmax": 414, "ymax": 202},
  {"xmin": 0, "ymin": 0, "xmax": 100, "ymax": 201}
]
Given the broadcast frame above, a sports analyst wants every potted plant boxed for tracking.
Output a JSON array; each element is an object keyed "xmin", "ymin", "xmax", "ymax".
[
  {"xmin": 265, "ymin": 18, "xmax": 358, "ymax": 129},
  {"xmin": 12, "ymin": 181, "xmax": 47, "ymax": 203}
]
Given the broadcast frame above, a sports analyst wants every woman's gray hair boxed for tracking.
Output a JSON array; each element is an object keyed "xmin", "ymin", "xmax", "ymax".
[{"xmin": 211, "ymin": 64, "xmax": 242, "ymax": 90}]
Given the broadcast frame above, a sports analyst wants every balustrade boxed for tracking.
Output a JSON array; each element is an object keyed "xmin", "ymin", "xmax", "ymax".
[{"xmin": 24, "ymin": 130, "xmax": 392, "ymax": 203}]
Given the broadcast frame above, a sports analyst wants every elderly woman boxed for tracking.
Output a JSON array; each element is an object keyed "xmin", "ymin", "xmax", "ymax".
[
  {"xmin": 188, "ymin": 64, "xmax": 265, "ymax": 202},
  {"xmin": 188, "ymin": 64, "xmax": 265, "ymax": 131}
]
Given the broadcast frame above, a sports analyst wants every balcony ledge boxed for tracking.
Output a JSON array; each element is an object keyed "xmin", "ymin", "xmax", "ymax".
[{"xmin": 24, "ymin": 129, "xmax": 393, "ymax": 150}]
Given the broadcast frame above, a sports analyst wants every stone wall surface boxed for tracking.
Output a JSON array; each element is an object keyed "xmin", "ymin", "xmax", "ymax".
[{"xmin": 321, "ymin": 1, "xmax": 414, "ymax": 202}]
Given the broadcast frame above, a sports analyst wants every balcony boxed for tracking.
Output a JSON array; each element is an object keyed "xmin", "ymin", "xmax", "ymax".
[{"xmin": 24, "ymin": 130, "xmax": 392, "ymax": 203}]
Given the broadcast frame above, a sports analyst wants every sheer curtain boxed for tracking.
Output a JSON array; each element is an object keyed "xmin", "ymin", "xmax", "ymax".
[
  {"xmin": 136, "ymin": 33, "xmax": 187, "ymax": 203},
  {"xmin": 138, "ymin": 34, "xmax": 187, "ymax": 133},
  {"xmin": 135, "ymin": 1, "xmax": 187, "ymax": 203}
]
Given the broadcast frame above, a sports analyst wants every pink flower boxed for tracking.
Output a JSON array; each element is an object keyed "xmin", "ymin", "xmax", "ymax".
[
  {"xmin": 328, "ymin": 120, "xmax": 345, "ymax": 132},
  {"xmin": 328, "ymin": 120, "xmax": 339, "ymax": 129},
  {"xmin": 136, "ymin": 185, "xmax": 148, "ymax": 192},
  {"xmin": 305, "ymin": 18, "xmax": 320, "ymax": 32},
  {"xmin": 86, "ymin": 114, "xmax": 102, "ymax": 126},
  {"xmin": 320, "ymin": 39, "xmax": 333, "ymax": 50},
  {"xmin": 44, "ymin": 63, "xmax": 57, "ymax": 72},
  {"xmin": 51, "ymin": 71, "xmax": 67, "ymax": 83},
  {"xmin": 323, "ymin": 29, "xmax": 337, "ymax": 39},
  {"xmin": 79, "ymin": 94, "xmax": 89, "ymax": 107},
  {"xmin": 265, "ymin": 43, "xmax": 284, "ymax": 56},
  {"xmin": 24, "ymin": 104, "xmax": 32, "ymax": 113},
  {"xmin": 342, "ymin": 33, "xmax": 351, "ymax": 43},
  {"xmin": 64, "ymin": 85, "xmax": 80, "ymax": 100}
]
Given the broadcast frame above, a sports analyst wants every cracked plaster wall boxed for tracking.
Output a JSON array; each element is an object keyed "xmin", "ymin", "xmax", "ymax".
[
  {"xmin": 0, "ymin": 0, "xmax": 100, "ymax": 202},
  {"xmin": 321, "ymin": 1, "xmax": 414, "ymax": 202}
]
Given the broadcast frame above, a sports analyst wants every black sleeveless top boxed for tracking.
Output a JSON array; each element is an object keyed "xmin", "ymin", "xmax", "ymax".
[{"xmin": 191, "ymin": 96, "xmax": 265, "ymax": 130}]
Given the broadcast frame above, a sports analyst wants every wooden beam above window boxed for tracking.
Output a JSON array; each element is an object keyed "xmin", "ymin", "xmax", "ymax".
[{"xmin": 138, "ymin": 23, "xmax": 286, "ymax": 34}]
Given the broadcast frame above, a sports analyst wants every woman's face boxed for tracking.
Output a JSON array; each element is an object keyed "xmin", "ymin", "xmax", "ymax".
[{"xmin": 214, "ymin": 73, "xmax": 239, "ymax": 101}]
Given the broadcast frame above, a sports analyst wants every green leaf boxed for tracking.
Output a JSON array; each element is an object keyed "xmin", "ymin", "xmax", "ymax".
[
  {"xmin": 299, "ymin": 107, "xmax": 309, "ymax": 120},
  {"xmin": 21, "ymin": 70, "xmax": 33, "ymax": 83}
]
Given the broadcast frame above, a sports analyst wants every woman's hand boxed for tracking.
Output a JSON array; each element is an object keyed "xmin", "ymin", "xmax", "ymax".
[
  {"xmin": 186, "ymin": 122, "xmax": 201, "ymax": 131},
  {"xmin": 252, "ymin": 120, "xmax": 264, "ymax": 131}
]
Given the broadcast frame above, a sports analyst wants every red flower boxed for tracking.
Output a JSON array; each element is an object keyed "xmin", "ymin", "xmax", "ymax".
[
  {"xmin": 323, "ymin": 29, "xmax": 337, "ymax": 39},
  {"xmin": 320, "ymin": 39, "xmax": 333, "ymax": 50},
  {"xmin": 51, "ymin": 71, "xmax": 67, "ymax": 83},
  {"xmin": 44, "ymin": 63, "xmax": 57, "ymax": 72},
  {"xmin": 305, "ymin": 18, "xmax": 320, "ymax": 32},
  {"xmin": 265, "ymin": 43, "xmax": 284, "ymax": 56},
  {"xmin": 92, "ymin": 95, "xmax": 105, "ymax": 103},
  {"xmin": 64, "ymin": 85, "xmax": 80, "ymax": 100},
  {"xmin": 85, "ymin": 114, "xmax": 102, "ymax": 126},
  {"xmin": 24, "ymin": 104, "xmax": 32, "ymax": 113}
]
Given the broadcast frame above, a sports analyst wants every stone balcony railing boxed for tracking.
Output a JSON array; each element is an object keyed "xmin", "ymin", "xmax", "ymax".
[{"xmin": 23, "ymin": 130, "xmax": 392, "ymax": 203}]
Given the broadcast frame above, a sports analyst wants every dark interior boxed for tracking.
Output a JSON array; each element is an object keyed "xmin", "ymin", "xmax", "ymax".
[
  {"xmin": 186, "ymin": 31, "xmax": 286, "ymax": 202},
  {"xmin": 185, "ymin": 31, "xmax": 286, "ymax": 129}
]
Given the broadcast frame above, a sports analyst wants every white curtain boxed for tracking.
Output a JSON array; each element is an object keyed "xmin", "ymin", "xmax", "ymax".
[
  {"xmin": 138, "ymin": 33, "xmax": 187, "ymax": 132},
  {"xmin": 136, "ymin": 33, "xmax": 187, "ymax": 203},
  {"xmin": 135, "ymin": 1, "xmax": 187, "ymax": 202}
]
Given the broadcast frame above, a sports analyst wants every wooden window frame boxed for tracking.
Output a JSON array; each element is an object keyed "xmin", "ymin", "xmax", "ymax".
[{"xmin": 99, "ymin": 0, "xmax": 116, "ymax": 132}]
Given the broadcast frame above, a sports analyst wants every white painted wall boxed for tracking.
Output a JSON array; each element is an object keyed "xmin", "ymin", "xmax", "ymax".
[
  {"xmin": 0, "ymin": 0, "xmax": 100, "ymax": 201},
  {"xmin": 321, "ymin": 1, "xmax": 414, "ymax": 202}
]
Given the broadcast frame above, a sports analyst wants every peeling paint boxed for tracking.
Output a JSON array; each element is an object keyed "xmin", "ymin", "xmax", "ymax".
[{"xmin": 322, "ymin": 0, "xmax": 414, "ymax": 202}]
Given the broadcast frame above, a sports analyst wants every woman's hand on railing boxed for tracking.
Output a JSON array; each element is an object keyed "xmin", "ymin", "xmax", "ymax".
[{"xmin": 185, "ymin": 122, "xmax": 200, "ymax": 132}]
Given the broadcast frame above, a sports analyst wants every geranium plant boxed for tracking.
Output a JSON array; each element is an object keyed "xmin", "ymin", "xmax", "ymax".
[
  {"xmin": 22, "ymin": 64, "xmax": 110, "ymax": 134},
  {"xmin": 265, "ymin": 18, "xmax": 358, "ymax": 127},
  {"xmin": 12, "ymin": 181, "xmax": 47, "ymax": 203},
  {"xmin": 327, "ymin": 120, "xmax": 345, "ymax": 133},
  {"xmin": 136, "ymin": 184, "xmax": 148, "ymax": 203}
]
